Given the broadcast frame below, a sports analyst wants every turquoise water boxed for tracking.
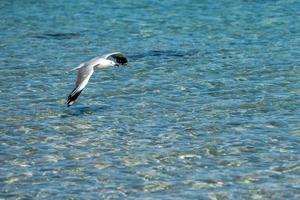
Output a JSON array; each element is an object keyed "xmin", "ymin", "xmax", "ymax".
[{"xmin": 1, "ymin": 0, "xmax": 300, "ymax": 199}]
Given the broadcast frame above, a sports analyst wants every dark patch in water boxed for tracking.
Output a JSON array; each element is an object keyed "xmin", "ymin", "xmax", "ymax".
[
  {"xmin": 129, "ymin": 49, "xmax": 200, "ymax": 61},
  {"xmin": 148, "ymin": 50, "xmax": 186, "ymax": 57},
  {"xmin": 33, "ymin": 32, "xmax": 81, "ymax": 40},
  {"xmin": 61, "ymin": 105, "xmax": 107, "ymax": 118}
]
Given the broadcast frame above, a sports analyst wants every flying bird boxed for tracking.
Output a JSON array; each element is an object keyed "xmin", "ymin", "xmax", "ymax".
[{"xmin": 66, "ymin": 52, "xmax": 128, "ymax": 106}]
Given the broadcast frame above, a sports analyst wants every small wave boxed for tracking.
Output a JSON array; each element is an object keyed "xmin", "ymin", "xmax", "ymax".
[{"xmin": 32, "ymin": 32, "xmax": 81, "ymax": 40}]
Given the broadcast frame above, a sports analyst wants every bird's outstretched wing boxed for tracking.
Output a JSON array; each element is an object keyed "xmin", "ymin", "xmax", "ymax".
[
  {"xmin": 102, "ymin": 52, "xmax": 128, "ymax": 65},
  {"xmin": 70, "ymin": 62, "xmax": 85, "ymax": 71},
  {"xmin": 67, "ymin": 64, "xmax": 94, "ymax": 106}
]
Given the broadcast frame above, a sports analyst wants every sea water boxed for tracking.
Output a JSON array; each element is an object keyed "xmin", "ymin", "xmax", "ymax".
[{"xmin": 1, "ymin": 0, "xmax": 300, "ymax": 199}]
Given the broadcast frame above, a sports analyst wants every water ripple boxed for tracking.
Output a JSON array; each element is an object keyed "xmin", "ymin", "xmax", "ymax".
[{"xmin": 1, "ymin": 0, "xmax": 300, "ymax": 199}]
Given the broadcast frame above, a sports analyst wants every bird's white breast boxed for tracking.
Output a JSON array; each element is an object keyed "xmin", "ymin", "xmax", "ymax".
[{"xmin": 93, "ymin": 58, "xmax": 111, "ymax": 70}]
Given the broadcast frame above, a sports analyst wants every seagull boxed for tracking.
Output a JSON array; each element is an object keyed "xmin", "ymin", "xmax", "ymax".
[{"xmin": 66, "ymin": 52, "xmax": 128, "ymax": 106}]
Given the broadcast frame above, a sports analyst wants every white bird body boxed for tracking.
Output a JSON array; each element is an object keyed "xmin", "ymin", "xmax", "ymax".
[
  {"xmin": 88, "ymin": 57, "xmax": 115, "ymax": 70},
  {"xmin": 67, "ymin": 52, "xmax": 128, "ymax": 106}
]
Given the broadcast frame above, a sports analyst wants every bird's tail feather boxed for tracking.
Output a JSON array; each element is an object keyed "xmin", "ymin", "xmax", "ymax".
[{"xmin": 66, "ymin": 88, "xmax": 83, "ymax": 106}]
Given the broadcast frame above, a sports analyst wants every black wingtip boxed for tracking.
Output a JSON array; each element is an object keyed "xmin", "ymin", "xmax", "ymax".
[
  {"xmin": 117, "ymin": 57, "xmax": 128, "ymax": 65},
  {"xmin": 113, "ymin": 54, "xmax": 128, "ymax": 65},
  {"xmin": 66, "ymin": 89, "xmax": 83, "ymax": 107}
]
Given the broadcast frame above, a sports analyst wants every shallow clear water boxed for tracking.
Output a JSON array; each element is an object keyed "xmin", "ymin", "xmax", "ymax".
[{"xmin": 1, "ymin": 0, "xmax": 300, "ymax": 199}]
